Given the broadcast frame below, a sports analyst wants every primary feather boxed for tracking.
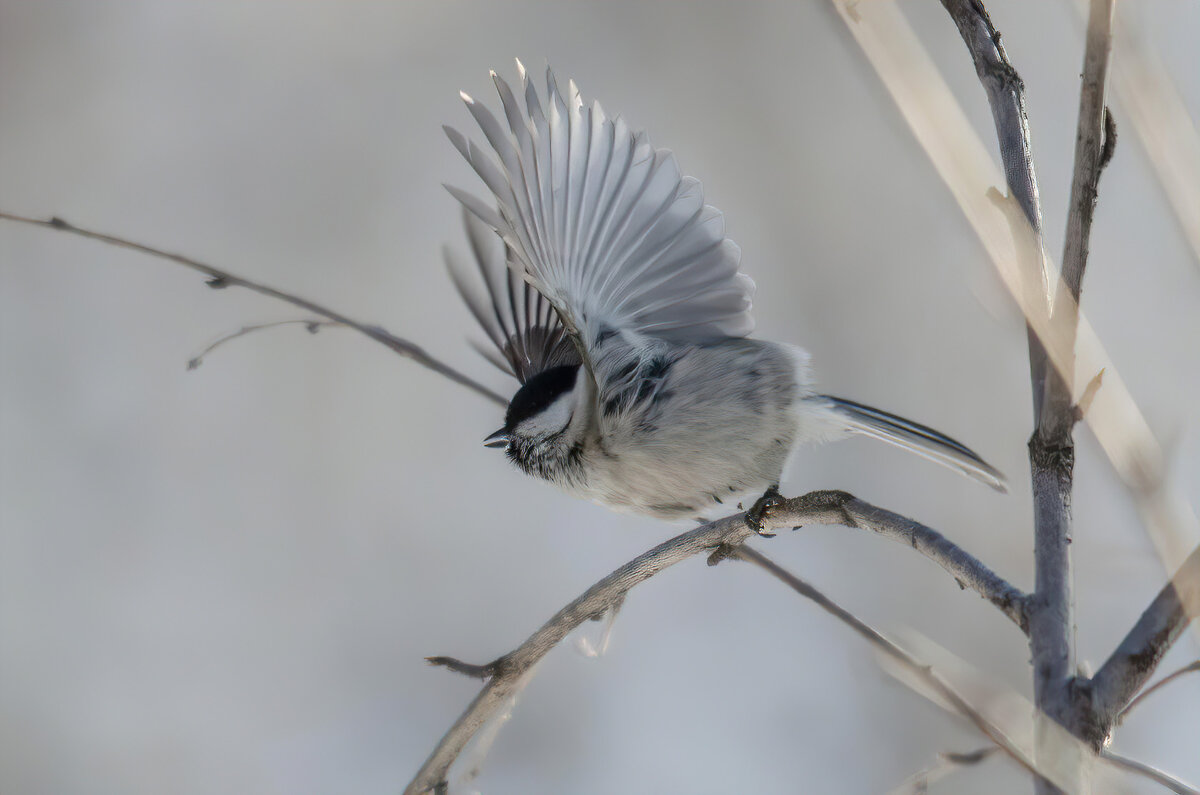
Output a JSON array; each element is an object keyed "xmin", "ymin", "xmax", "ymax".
[
  {"xmin": 445, "ymin": 60, "xmax": 755, "ymax": 358},
  {"xmin": 444, "ymin": 209, "xmax": 579, "ymax": 383}
]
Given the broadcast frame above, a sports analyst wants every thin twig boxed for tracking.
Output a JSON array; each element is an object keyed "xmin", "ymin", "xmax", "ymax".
[
  {"xmin": 405, "ymin": 490, "xmax": 1027, "ymax": 793},
  {"xmin": 879, "ymin": 629, "xmax": 1200, "ymax": 795},
  {"xmin": 0, "ymin": 212, "xmax": 507, "ymax": 406},
  {"xmin": 1088, "ymin": 544, "xmax": 1200, "ymax": 734},
  {"xmin": 1101, "ymin": 750, "xmax": 1200, "ymax": 795},
  {"xmin": 186, "ymin": 319, "xmax": 340, "ymax": 370},
  {"xmin": 731, "ymin": 546, "xmax": 1051, "ymax": 785},
  {"xmin": 1116, "ymin": 660, "xmax": 1200, "ymax": 725},
  {"xmin": 834, "ymin": 495, "xmax": 1028, "ymax": 631},
  {"xmin": 1046, "ymin": 0, "xmax": 1116, "ymax": 439}
]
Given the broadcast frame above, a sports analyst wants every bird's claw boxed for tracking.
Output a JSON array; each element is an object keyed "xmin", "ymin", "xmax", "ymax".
[{"xmin": 745, "ymin": 485, "xmax": 784, "ymax": 537}]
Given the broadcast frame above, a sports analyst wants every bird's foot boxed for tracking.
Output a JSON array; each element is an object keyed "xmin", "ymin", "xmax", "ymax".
[{"xmin": 745, "ymin": 485, "xmax": 784, "ymax": 537}]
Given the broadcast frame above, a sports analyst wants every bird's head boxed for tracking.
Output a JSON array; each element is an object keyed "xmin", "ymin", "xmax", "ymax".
[{"xmin": 484, "ymin": 365, "xmax": 584, "ymax": 475}]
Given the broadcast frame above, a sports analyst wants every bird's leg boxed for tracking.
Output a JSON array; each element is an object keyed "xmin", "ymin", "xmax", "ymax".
[{"xmin": 745, "ymin": 484, "xmax": 783, "ymax": 537}]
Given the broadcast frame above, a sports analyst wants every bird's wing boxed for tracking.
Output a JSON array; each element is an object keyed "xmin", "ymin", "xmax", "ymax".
[
  {"xmin": 445, "ymin": 208, "xmax": 581, "ymax": 384},
  {"xmin": 444, "ymin": 61, "xmax": 755, "ymax": 369}
]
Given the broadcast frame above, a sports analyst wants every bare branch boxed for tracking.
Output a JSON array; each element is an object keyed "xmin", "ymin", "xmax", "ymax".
[
  {"xmin": 186, "ymin": 319, "xmax": 340, "ymax": 370},
  {"xmin": 732, "ymin": 546, "xmax": 1050, "ymax": 785},
  {"xmin": 1101, "ymin": 750, "xmax": 1200, "ymax": 795},
  {"xmin": 1117, "ymin": 660, "xmax": 1200, "ymax": 725},
  {"xmin": 1, "ymin": 207, "xmax": 1034, "ymax": 787},
  {"xmin": 1088, "ymin": 544, "xmax": 1200, "ymax": 733},
  {"xmin": 881, "ymin": 629, "xmax": 1199, "ymax": 795},
  {"xmin": 404, "ymin": 505, "xmax": 760, "ymax": 794},
  {"xmin": 424, "ymin": 656, "xmax": 501, "ymax": 681},
  {"xmin": 935, "ymin": 0, "xmax": 1054, "ymax": 421},
  {"xmin": 1046, "ymin": 0, "xmax": 1116, "ymax": 439},
  {"xmin": 937, "ymin": 0, "xmax": 1043, "ymax": 233},
  {"xmin": 0, "ymin": 212, "xmax": 507, "ymax": 406},
  {"xmin": 938, "ymin": 2, "xmax": 1115, "ymax": 792},
  {"xmin": 405, "ymin": 491, "xmax": 1027, "ymax": 793},
  {"xmin": 832, "ymin": 495, "xmax": 1028, "ymax": 631},
  {"xmin": 836, "ymin": 0, "xmax": 1200, "ymax": 580},
  {"xmin": 890, "ymin": 746, "xmax": 999, "ymax": 794}
]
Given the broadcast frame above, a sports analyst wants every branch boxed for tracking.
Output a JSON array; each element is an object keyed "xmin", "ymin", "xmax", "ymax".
[
  {"xmin": 821, "ymin": 493, "xmax": 1028, "ymax": 631},
  {"xmin": 732, "ymin": 546, "xmax": 1052, "ymax": 786},
  {"xmin": 937, "ymin": 0, "xmax": 1042, "ymax": 226},
  {"xmin": 840, "ymin": 0, "xmax": 1200, "ymax": 585},
  {"xmin": 3, "ymin": 207, "xmax": 1034, "ymax": 786},
  {"xmin": 939, "ymin": 3, "xmax": 1115, "ymax": 792},
  {"xmin": 938, "ymin": 5, "xmax": 1067, "ymax": 766},
  {"xmin": 889, "ymin": 746, "xmax": 999, "ymax": 795},
  {"xmin": 405, "ymin": 503, "xmax": 762, "ymax": 795},
  {"xmin": 1117, "ymin": 660, "xmax": 1200, "ymax": 725},
  {"xmin": 1101, "ymin": 750, "xmax": 1200, "ymax": 795},
  {"xmin": 936, "ymin": 0, "xmax": 1050, "ymax": 402},
  {"xmin": 1044, "ymin": 0, "xmax": 1116, "ymax": 442},
  {"xmin": 749, "ymin": 553, "xmax": 1198, "ymax": 795},
  {"xmin": 186, "ymin": 319, "xmax": 340, "ymax": 370},
  {"xmin": 405, "ymin": 490, "xmax": 1027, "ymax": 793},
  {"xmin": 1087, "ymin": 544, "xmax": 1200, "ymax": 734},
  {"xmin": 0, "ymin": 212, "xmax": 507, "ymax": 406}
]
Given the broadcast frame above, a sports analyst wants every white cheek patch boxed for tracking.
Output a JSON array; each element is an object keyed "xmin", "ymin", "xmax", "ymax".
[{"xmin": 516, "ymin": 391, "xmax": 575, "ymax": 438}]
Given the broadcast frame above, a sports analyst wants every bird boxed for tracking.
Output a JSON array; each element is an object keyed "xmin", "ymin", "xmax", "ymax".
[{"xmin": 442, "ymin": 61, "xmax": 1004, "ymax": 530}]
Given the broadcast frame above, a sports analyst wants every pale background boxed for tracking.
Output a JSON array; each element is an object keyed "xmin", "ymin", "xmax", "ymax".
[{"xmin": 1, "ymin": 1, "xmax": 1197, "ymax": 793}]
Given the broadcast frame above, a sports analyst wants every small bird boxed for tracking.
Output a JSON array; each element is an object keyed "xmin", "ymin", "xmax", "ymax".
[{"xmin": 443, "ymin": 62, "xmax": 1004, "ymax": 528}]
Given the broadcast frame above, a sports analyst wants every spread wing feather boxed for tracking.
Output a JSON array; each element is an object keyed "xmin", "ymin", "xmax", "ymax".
[
  {"xmin": 445, "ymin": 61, "xmax": 755, "ymax": 356},
  {"xmin": 444, "ymin": 208, "xmax": 580, "ymax": 383}
]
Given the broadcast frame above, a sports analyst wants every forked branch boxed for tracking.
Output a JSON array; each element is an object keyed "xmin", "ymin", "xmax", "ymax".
[
  {"xmin": 1087, "ymin": 544, "xmax": 1200, "ymax": 735},
  {"xmin": 938, "ymin": 3, "xmax": 1117, "ymax": 794},
  {"xmin": 0, "ymin": 212, "xmax": 506, "ymax": 406},
  {"xmin": 407, "ymin": 490, "xmax": 1028, "ymax": 793}
]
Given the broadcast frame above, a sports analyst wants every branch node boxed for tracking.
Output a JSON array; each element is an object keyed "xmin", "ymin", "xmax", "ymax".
[
  {"xmin": 205, "ymin": 276, "xmax": 229, "ymax": 289},
  {"xmin": 425, "ymin": 654, "xmax": 507, "ymax": 680},
  {"xmin": 745, "ymin": 484, "xmax": 784, "ymax": 537},
  {"xmin": 1116, "ymin": 660, "xmax": 1200, "ymax": 726},
  {"xmin": 706, "ymin": 542, "xmax": 741, "ymax": 567},
  {"xmin": 49, "ymin": 216, "xmax": 69, "ymax": 229},
  {"xmin": 802, "ymin": 488, "xmax": 857, "ymax": 525},
  {"xmin": 1065, "ymin": 676, "xmax": 1110, "ymax": 752}
]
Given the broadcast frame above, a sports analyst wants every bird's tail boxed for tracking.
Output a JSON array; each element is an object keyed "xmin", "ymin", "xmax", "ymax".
[{"xmin": 818, "ymin": 395, "xmax": 1006, "ymax": 492}]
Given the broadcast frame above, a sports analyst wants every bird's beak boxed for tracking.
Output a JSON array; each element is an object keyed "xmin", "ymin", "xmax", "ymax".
[{"xmin": 483, "ymin": 428, "xmax": 509, "ymax": 449}]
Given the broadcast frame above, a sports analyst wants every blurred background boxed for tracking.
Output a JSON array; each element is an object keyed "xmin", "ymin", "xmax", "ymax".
[{"xmin": 1, "ymin": 1, "xmax": 1197, "ymax": 793}]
